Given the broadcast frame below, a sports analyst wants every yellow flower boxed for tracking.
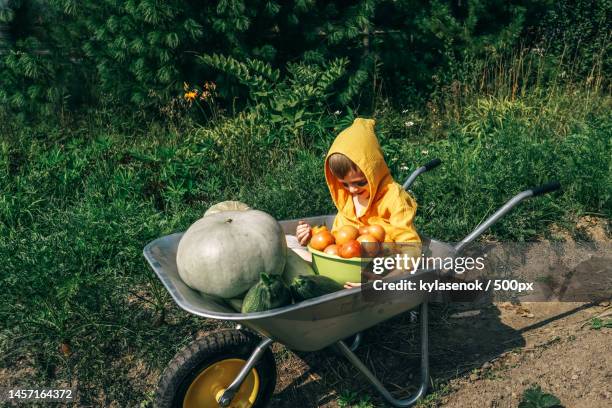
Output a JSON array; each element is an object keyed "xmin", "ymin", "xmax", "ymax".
[{"xmin": 184, "ymin": 91, "xmax": 197, "ymax": 101}]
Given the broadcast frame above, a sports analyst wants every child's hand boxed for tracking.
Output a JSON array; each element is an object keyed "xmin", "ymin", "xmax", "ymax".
[
  {"xmin": 296, "ymin": 220, "xmax": 312, "ymax": 246},
  {"xmin": 344, "ymin": 282, "xmax": 362, "ymax": 289}
]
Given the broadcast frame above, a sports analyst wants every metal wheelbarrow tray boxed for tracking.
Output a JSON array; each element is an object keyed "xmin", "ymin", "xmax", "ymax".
[{"xmin": 143, "ymin": 159, "xmax": 560, "ymax": 407}]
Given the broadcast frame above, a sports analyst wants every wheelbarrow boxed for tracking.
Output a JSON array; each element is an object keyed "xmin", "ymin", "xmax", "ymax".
[{"xmin": 143, "ymin": 159, "xmax": 560, "ymax": 407}]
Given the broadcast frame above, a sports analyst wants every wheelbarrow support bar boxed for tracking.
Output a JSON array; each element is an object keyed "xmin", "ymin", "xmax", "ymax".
[
  {"xmin": 218, "ymin": 337, "xmax": 274, "ymax": 407},
  {"xmin": 336, "ymin": 302, "xmax": 429, "ymax": 407}
]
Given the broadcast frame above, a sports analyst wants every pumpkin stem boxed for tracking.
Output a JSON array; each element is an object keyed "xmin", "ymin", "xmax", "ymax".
[{"xmin": 261, "ymin": 273, "xmax": 271, "ymax": 285}]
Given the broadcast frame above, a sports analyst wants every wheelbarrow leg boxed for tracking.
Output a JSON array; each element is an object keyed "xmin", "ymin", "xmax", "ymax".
[
  {"xmin": 217, "ymin": 337, "xmax": 274, "ymax": 407},
  {"xmin": 336, "ymin": 302, "xmax": 429, "ymax": 407}
]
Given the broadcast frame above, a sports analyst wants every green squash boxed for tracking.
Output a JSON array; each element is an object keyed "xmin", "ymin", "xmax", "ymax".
[
  {"xmin": 282, "ymin": 250, "xmax": 315, "ymax": 286},
  {"xmin": 290, "ymin": 275, "xmax": 344, "ymax": 302},
  {"xmin": 241, "ymin": 273, "xmax": 292, "ymax": 313}
]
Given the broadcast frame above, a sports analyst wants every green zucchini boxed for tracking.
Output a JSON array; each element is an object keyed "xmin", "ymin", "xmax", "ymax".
[
  {"xmin": 241, "ymin": 273, "xmax": 292, "ymax": 313},
  {"xmin": 290, "ymin": 275, "xmax": 344, "ymax": 302}
]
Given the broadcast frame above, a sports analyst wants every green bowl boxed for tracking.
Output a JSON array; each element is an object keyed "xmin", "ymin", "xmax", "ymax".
[{"xmin": 308, "ymin": 245, "xmax": 365, "ymax": 285}]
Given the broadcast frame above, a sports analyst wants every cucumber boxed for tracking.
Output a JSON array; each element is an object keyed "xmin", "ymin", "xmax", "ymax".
[
  {"xmin": 290, "ymin": 275, "xmax": 344, "ymax": 301},
  {"xmin": 241, "ymin": 273, "xmax": 292, "ymax": 313}
]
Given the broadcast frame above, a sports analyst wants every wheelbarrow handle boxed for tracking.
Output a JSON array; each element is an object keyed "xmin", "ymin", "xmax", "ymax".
[
  {"xmin": 402, "ymin": 158, "xmax": 442, "ymax": 190},
  {"xmin": 454, "ymin": 180, "xmax": 561, "ymax": 252},
  {"xmin": 531, "ymin": 181, "xmax": 561, "ymax": 196},
  {"xmin": 423, "ymin": 158, "xmax": 442, "ymax": 171}
]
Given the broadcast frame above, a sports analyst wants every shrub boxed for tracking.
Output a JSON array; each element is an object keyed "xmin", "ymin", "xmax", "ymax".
[{"xmin": 2, "ymin": 0, "xmax": 589, "ymax": 119}]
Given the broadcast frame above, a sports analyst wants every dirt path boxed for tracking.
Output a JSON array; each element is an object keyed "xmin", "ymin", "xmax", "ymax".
[
  {"xmin": 271, "ymin": 301, "xmax": 611, "ymax": 407},
  {"xmin": 441, "ymin": 302, "xmax": 611, "ymax": 408}
]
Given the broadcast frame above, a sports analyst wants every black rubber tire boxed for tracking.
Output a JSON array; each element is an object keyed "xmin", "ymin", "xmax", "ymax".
[{"xmin": 155, "ymin": 329, "xmax": 277, "ymax": 408}]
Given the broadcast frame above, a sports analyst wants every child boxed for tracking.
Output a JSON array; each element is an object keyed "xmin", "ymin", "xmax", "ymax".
[{"xmin": 295, "ymin": 118, "xmax": 421, "ymax": 286}]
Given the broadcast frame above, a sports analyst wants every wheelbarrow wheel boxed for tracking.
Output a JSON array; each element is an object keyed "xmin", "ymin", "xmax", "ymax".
[{"xmin": 155, "ymin": 329, "xmax": 276, "ymax": 408}]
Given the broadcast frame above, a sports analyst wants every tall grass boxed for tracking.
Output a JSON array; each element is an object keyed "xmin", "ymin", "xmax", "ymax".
[
  {"xmin": 380, "ymin": 46, "xmax": 610, "ymax": 241},
  {"xmin": 440, "ymin": 42, "xmax": 609, "ymax": 125}
]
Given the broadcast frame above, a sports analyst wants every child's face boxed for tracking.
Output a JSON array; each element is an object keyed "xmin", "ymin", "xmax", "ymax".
[{"xmin": 338, "ymin": 169, "xmax": 370, "ymax": 199}]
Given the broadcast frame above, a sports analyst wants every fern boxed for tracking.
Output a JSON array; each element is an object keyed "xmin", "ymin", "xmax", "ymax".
[{"xmin": 198, "ymin": 53, "xmax": 275, "ymax": 101}]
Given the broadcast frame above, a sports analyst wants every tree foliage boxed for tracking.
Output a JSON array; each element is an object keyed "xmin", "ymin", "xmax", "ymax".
[{"xmin": 0, "ymin": 0, "xmax": 608, "ymax": 118}]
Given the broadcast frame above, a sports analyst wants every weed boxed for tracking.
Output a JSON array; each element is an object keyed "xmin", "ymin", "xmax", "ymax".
[
  {"xmin": 416, "ymin": 381, "xmax": 452, "ymax": 407},
  {"xmin": 337, "ymin": 390, "xmax": 359, "ymax": 407},
  {"xmin": 590, "ymin": 318, "xmax": 612, "ymax": 330},
  {"xmin": 518, "ymin": 385, "xmax": 562, "ymax": 408},
  {"xmin": 338, "ymin": 390, "xmax": 375, "ymax": 408}
]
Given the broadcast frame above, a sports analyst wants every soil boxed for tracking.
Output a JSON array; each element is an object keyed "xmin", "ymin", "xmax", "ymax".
[{"xmin": 270, "ymin": 301, "xmax": 611, "ymax": 408}]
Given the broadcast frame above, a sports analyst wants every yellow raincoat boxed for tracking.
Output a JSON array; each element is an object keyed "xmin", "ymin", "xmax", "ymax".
[{"xmin": 325, "ymin": 118, "xmax": 421, "ymax": 243}]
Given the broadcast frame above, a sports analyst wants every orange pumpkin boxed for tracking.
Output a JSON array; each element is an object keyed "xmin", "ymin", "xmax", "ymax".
[
  {"xmin": 366, "ymin": 224, "xmax": 386, "ymax": 242},
  {"xmin": 335, "ymin": 225, "xmax": 360, "ymax": 245},
  {"xmin": 357, "ymin": 234, "xmax": 380, "ymax": 257},
  {"xmin": 324, "ymin": 244, "xmax": 340, "ymax": 256},
  {"xmin": 339, "ymin": 240, "xmax": 361, "ymax": 258},
  {"xmin": 310, "ymin": 231, "xmax": 335, "ymax": 251},
  {"xmin": 312, "ymin": 225, "xmax": 328, "ymax": 235}
]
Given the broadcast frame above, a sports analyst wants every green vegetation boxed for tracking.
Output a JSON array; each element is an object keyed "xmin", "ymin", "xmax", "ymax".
[
  {"xmin": 518, "ymin": 385, "xmax": 562, "ymax": 408},
  {"xmin": 1, "ymin": 66, "xmax": 608, "ymax": 403},
  {"xmin": 590, "ymin": 317, "xmax": 612, "ymax": 330},
  {"xmin": 2, "ymin": 1, "xmax": 609, "ymax": 116},
  {"xmin": 338, "ymin": 390, "xmax": 374, "ymax": 408},
  {"xmin": 0, "ymin": 0, "xmax": 610, "ymax": 406}
]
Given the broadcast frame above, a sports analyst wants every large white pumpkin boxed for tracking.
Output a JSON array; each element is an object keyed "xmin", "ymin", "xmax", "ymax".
[{"xmin": 176, "ymin": 210, "xmax": 287, "ymax": 298}]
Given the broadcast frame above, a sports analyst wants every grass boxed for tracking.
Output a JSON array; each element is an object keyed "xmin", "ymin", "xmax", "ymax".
[
  {"xmin": 590, "ymin": 317, "xmax": 612, "ymax": 330},
  {"xmin": 337, "ymin": 390, "xmax": 374, "ymax": 408},
  {"xmin": 0, "ymin": 55, "xmax": 610, "ymax": 405},
  {"xmin": 414, "ymin": 382, "xmax": 453, "ymax": 407},
  {"xmin": 518, "ymin": 385, "xmax": 562, "ymax": 408}
]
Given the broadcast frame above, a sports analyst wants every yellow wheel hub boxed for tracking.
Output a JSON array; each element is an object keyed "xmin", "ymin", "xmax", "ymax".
[{"xmin": 183, "ymin": 358, "xmax": 260, "ymax": 408}]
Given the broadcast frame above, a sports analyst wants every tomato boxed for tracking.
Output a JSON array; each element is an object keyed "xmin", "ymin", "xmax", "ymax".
[
  {"xmin": 357, "ymin": 234, "xmax": 380, "ymax": 257},
  {"xmin": 312, "ymin": 225, "xmax": 328, "ymax": 235},
  {"xmin": 310, "ymin": 231, "xmax": 335, "ymax": 251},
  {"xmin": 335, "ymin": 225, "xmax": 360, "ymax": 245},
  {"xmin": 366, "ymin": 224, "xmax": 386, "ymax": 242},
  {"xmin": 324, "ymin": 244, "xmax": 340, "ymax": 256},
  {"xmin": 339, "ymin": 240, "xmax": 362, "ymax": 258}
]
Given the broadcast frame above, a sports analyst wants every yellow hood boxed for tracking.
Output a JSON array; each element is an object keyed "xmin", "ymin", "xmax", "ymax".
[
  {"xmin": 325, "ymin": 118, "xmax": 420, "ymax": 243},
  {"xmin": 325, "ymin": 118, "xmax": 390, "ymax": 213}
]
